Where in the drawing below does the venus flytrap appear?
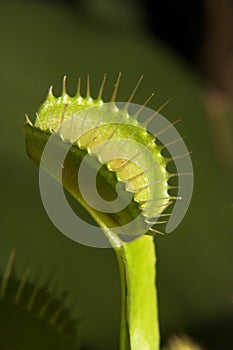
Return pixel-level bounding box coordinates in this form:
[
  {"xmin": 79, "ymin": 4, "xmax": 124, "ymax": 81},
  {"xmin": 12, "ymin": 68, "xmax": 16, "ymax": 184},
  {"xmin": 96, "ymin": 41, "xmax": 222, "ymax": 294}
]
[
  {"xmin": 24, "ymin": 74, "xmax": 195, "ymax": 350},
  {"xmin": 0, "ymin": 250, "xmax": 80, "ymax": 350}
]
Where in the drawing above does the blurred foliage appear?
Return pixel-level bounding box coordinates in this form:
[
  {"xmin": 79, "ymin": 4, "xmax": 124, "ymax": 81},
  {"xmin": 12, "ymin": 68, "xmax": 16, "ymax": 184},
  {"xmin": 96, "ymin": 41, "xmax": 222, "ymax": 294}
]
[
  {"xmin": 0, "ymin": 1, "xmax": 232, "ymax": 349},
  {"xmin": 0, "ymin": 251, "xmax": 79, "ymax": 349}
]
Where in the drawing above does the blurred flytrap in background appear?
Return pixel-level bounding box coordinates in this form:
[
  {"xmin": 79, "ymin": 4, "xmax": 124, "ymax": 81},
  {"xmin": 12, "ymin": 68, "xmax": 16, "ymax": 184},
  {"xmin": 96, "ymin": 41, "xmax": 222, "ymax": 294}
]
[
  {"xmin": 0, "ymin": 250, "xmax": 80, "ymax": 350},
  {"xmin": 0, "ymin": 0, "xmax": 232, "ymax": 349}
]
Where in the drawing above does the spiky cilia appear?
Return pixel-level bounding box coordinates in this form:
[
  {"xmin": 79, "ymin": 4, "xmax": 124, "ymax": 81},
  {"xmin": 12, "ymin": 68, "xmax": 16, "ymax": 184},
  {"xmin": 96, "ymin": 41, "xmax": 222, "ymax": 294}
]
[{"xmin": 0, "ymin": 250, "xmax": 79, "ymax": 350}]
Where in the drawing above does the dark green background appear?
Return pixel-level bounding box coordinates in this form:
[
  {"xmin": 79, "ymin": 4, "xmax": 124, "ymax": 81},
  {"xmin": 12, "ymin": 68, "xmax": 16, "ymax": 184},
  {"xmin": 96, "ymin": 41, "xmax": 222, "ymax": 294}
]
[{"xmin": 0, "ymin": 1, "xmax": 232, "ymax": 349}]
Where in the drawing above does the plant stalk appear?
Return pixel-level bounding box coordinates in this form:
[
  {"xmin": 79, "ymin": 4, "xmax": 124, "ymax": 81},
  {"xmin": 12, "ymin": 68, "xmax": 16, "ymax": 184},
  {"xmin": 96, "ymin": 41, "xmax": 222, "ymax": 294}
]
[{"xmin": 114, "ymin": 235, "xmax": 160, "ymax": 350}]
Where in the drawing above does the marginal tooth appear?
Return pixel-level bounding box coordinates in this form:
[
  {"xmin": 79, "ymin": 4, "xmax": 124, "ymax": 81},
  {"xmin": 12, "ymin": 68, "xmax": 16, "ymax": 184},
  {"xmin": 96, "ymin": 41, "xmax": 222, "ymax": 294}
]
[
  {"xmin": 139, "ymin": 196, "xmax": 179, "ymax": 206},
  {"xmin": 111, "ymin": 72, "xmax": 121, "ymax": 102},
  {"xmin": 168, "ymin": 185, "xmax": 181, "ymax": 190},
  {"xmin": 62, "ymin": 75, "xmax": 67, "ymax": 95},
  {"xmin": 35, "ymin": 112, "xmax": 42, "ymax": 129},
  {"xmin": 142, "ymin": 201, "xmax": 173, "ymax": 210},
  {"xmin": 76, "ymin": 77, "xmax": 81, "ymax": 97},
  {"xmin": 135, "ymin": 92, "xmax": 155, "ymax": 119},
  {"xmin": 148, "ymin": 227, "xmax": 165, "ymax": 236},
  {"xmin": 168, "ymin": 172, "xmax": 193, "ymax": 179},
  {"xmin": 86, "ymin": 74, "xmax": 90, "ymax": 98},
  {"xmin": 0, "ymin": 249, "xmax": 16, "ymax": 299},
  {"xmin": 146, "ymin": 220, "xmax": 167, "ymax": 225},
  {"xmin": 160, "ymin": 136, "xmax": 185, "ymax": 150},
  {"xmin": 166, "ymin": 152, "xmax": 192, "ymax": 164},
  {"xmin": 25, "ymin": 114, "xmax": 33, "ymax": 126},
  {"xmin": 27, "ymin": 284, "xmax": 39, "ymax": 310},
  {"xmin": 50, "ymin": 303, "xmax": 63, "ymax": 325},
  {"xmin": 38, "ymin": 295, "xmax": 53, "ymax": 318},
  {"xmin": 48, "ymin": 85, "xmax": 54, "ymax": 97},
  {"xmin": 143, "ymin": 98, "xmax": 171, "ymax": 127},
  {"xmin": 155, "ymin": 119, "xmax": 182, "ymax": 138},
  {"xmin": 14, "ymin": 268, "xmax": 30, "ymax": 304},
  {"xmin": 97, "ymin": 73, "xmax": 107, "ymax": 100},
  {"xmin": 125, "ymin": 75, "xmax": 144, "ymax": 107}
]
